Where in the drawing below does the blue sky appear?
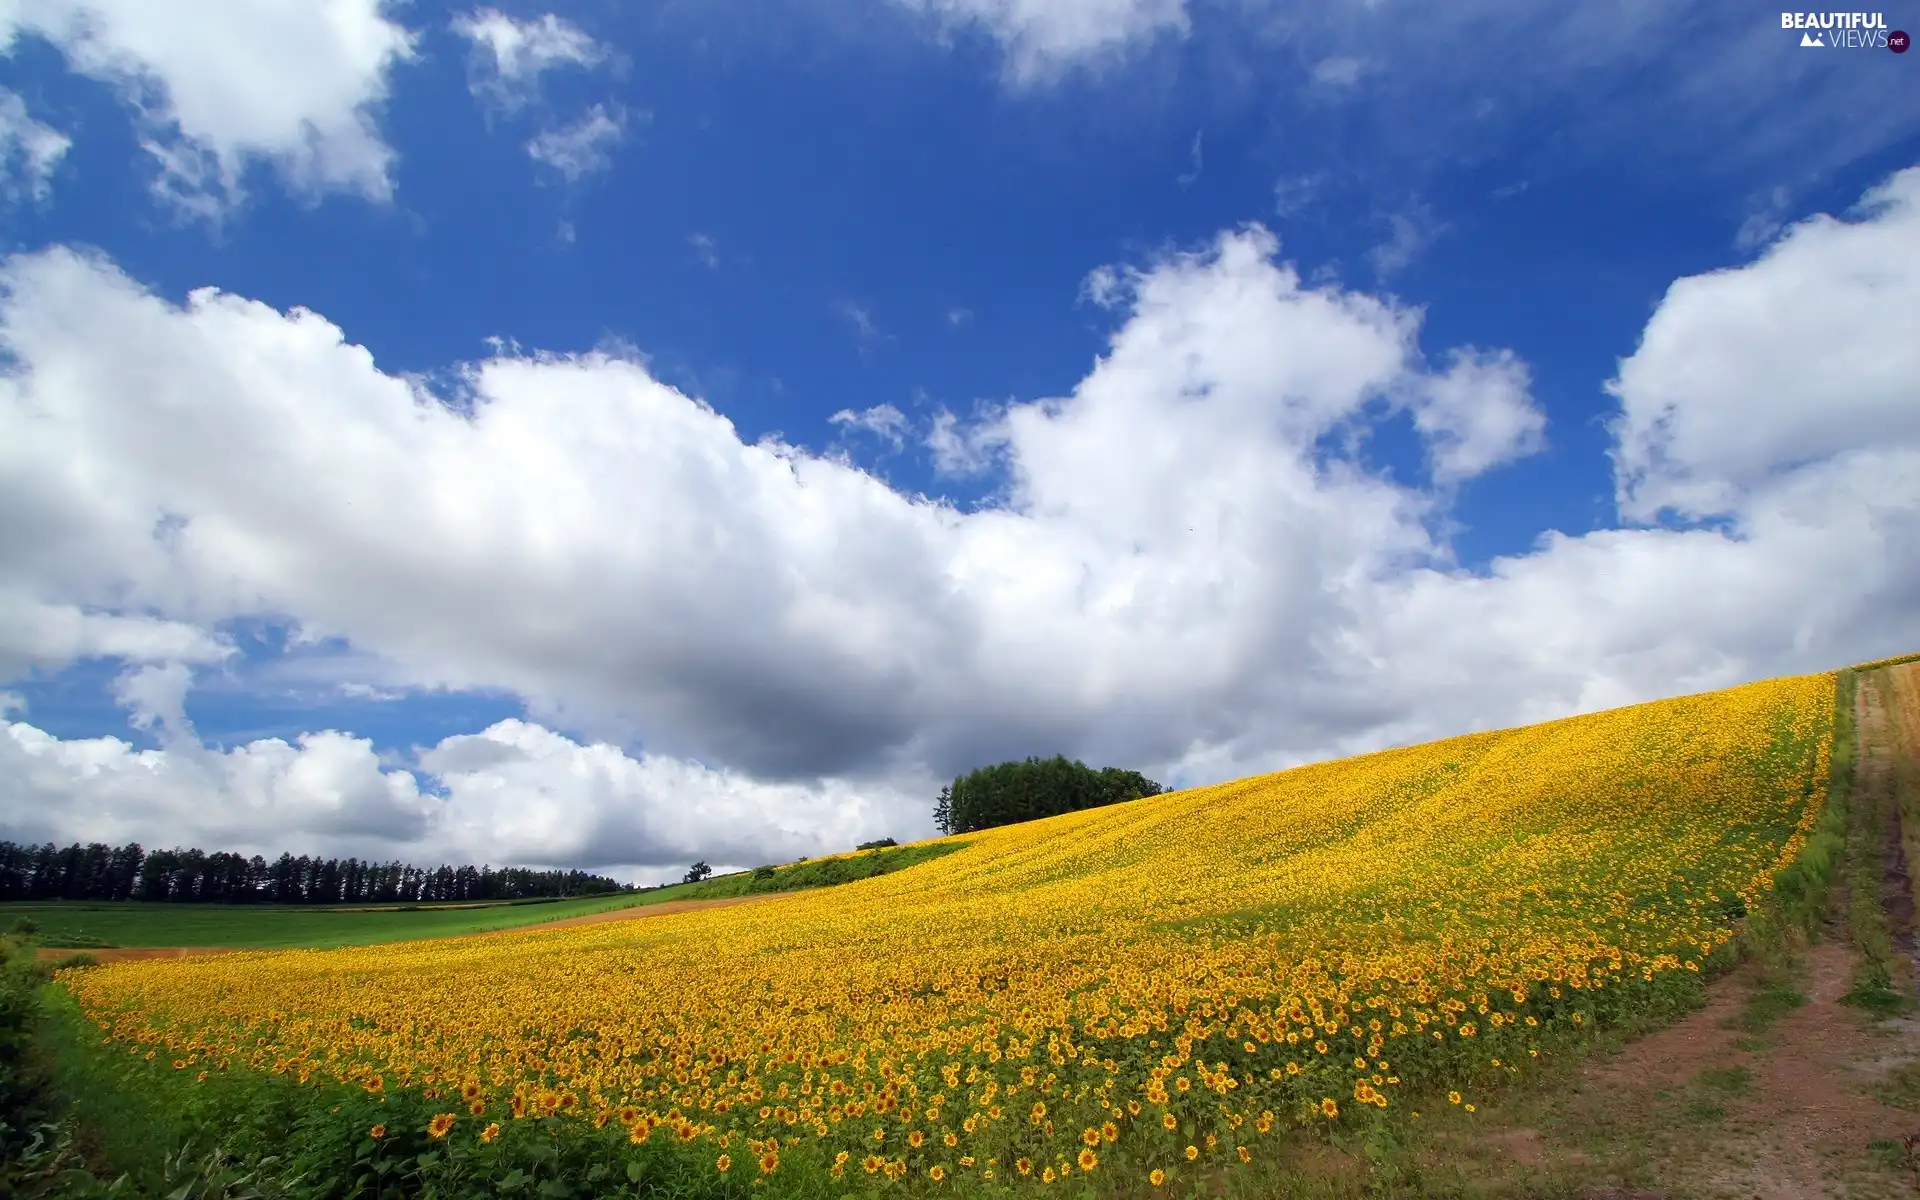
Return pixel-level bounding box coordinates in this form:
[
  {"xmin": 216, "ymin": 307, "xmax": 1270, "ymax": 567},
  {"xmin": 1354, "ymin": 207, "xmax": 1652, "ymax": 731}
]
[{"xmin": 1, "ymin": 0, "xmax": 1917, "ymax": 882}]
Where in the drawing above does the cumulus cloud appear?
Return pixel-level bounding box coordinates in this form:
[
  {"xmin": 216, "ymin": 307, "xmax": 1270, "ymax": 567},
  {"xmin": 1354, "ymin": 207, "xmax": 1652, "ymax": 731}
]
[
  {"xmin": 1, "ymin": 718, "xmax": 439, "ymax": 855},
  {"xmin": 1610, "ymin": 166, "xmax": 1920, "ymax": 523},
  {"xmin": 524, "ymin": 103, "xmax": 627, "ymax": 182},
  {"xmin": 0, "ymin": 0, "xmax": 415, "ymax": 214},
  {"xmin": 1406, "ymin": 348, "xmax": 1545, "ymax": 484},
  {"xmin": 887, "ymin": 0, "xmax": 1190, "ymax": 83},
  {"xmin": 0, "ymin": 599, "xmax": 231, "ymax": 681},
  {"xmin": 0, "ymin": 88, "xmax": 68, "ymax": 202},
  {"xmin": 1, "ymin": 167, "xmax": 1918, "ymax": 870},
  {"xmin": 0, "ymin": 712, "xmax": 893, "ymax": 875},
  {"xmin": 451, "ymin": 8, "xmax": 609, "ymax": 113}
]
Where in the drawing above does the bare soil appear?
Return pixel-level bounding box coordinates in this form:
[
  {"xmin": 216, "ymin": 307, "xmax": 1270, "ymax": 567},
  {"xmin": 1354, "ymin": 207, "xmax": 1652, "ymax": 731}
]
[{"xmin": 1399, "ymin": 663, "xmax": 1920, "ymax": 1199}]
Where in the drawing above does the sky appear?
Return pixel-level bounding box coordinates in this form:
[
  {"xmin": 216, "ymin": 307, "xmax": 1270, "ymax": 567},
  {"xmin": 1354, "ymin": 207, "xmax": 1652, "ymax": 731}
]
[{"xmin": 0, "ymin": 0, "xmax": 1916, "ymax": 886}]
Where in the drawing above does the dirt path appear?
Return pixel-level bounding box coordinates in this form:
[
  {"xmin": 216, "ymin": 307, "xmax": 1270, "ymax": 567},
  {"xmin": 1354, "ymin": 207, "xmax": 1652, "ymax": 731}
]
[
  {"xmin": 36, "ymin": 894, "xmax": 771, "ymax": 965},
  {"xmin": 1552, "ymin": 664, "xmax": 1920, "ymax": 1198},
  {"xmin": 1394, "ymin": 663, "xmax": 1920, "ymax": 1199},
  {"xmin": 1882, "ymin": 664, "xmax": 1920, "ymax": 1004}
]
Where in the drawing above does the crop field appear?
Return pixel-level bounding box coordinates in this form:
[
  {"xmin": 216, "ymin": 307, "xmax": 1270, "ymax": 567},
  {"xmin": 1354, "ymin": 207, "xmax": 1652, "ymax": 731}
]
[
  {"xmin": 0, "ymin": 894, "xmax": 650, "ymax": 950},
  {"xmin": 57, "ymin": 673, "xmax": 1834, "ymax": 1194},
  {"xmin": 5, "ymin": 842, "xmax": 962, "ymax": 953}
]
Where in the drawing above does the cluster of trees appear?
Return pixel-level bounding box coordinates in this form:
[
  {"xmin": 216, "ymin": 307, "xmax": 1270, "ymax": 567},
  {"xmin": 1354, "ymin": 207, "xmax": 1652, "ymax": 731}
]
[
  {"xmin": 934, "ymin": 755, "xmax": 1163, "ymax": 835},
  {"xmin": 0, "ymin": 840, "xmax": 629, "ymax": 904}
]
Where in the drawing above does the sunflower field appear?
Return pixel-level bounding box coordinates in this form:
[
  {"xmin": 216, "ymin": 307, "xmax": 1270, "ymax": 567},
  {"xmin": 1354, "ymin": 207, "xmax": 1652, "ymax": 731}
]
[{"xmin": 57, "ymin": 672, "xmax": 1835, "ymax": 1195}]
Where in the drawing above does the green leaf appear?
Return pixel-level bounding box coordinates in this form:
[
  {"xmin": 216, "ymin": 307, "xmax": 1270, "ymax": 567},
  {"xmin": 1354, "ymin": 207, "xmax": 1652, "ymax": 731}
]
[{"xmin": 626, "ymin": 1162, "xmax": 644, "ymax": 1184}]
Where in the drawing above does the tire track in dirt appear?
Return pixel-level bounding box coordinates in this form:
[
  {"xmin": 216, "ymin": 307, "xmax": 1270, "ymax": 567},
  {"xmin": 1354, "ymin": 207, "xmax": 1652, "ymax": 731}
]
[
  {"xmin": 1461, "ymin": 665, "xmax": 1920, "ymax": 1199},
  {"xmin": 1880, "ymin": 663, "xmax": 1920, "ymax": 1003}
]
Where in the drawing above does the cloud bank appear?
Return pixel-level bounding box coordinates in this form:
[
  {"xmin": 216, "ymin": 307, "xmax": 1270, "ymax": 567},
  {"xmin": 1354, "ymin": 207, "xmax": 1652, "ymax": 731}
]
[{"xmin": 2, "ymin": 167, "xmax": 1917, "ymax": 873}]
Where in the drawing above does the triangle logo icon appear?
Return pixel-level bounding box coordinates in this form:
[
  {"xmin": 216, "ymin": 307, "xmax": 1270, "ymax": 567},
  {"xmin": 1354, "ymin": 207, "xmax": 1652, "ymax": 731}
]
[{"xmin": 1800, "ymin": 30, "xmax": 1825, "ymax": 45}]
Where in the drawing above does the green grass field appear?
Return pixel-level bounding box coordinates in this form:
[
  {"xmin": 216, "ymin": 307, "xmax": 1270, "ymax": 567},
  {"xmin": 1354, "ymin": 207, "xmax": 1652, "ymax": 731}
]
[
  {"xmin": 0, "ymin": 891, "xmax": 657, "ymax": 949},
  {"xmin": 0, "ymin": 841, "xmax": 967, "ymax": 949}
]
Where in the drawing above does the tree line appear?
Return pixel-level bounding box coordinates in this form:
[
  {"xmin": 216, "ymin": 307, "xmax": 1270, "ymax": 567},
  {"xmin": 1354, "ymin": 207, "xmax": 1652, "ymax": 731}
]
[
  {"xmin": 0, "ymin": 840, "xmax": 629, "ymax": 904},
  {"xmin": 934, "ymin": 754, "xmax": 1163, "ymax": 835}
]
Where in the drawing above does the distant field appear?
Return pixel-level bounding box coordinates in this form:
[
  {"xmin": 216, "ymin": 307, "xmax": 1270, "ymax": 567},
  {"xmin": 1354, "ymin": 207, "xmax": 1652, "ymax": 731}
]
[
  {"xmin": 0, "ymin": 891, "xmax": 662, "ymax": 949},
  {"xmin": 3, "ymin": 842, "xmax": 966, "ymax": 949}
]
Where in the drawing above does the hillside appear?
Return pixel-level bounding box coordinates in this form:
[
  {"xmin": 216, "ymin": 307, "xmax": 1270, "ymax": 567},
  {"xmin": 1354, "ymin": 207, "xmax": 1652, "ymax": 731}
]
[{"xmin": 51, "ymin": 671, "xmax": 1842, "ymax": 1194}]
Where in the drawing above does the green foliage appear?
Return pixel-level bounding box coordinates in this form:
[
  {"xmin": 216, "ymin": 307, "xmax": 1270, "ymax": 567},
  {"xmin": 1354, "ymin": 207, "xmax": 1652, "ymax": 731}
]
[
  {"xmin": 34, "ymin": 989, "xmax": 768, "ymax": 1200},
  {"xmin": 662, "ymin": 842, "xmax": 969, "ymax": 902},
  {"xmin": 942, "ymin": 755, "xmax": 1163, "ymax": 835},
  {"xmin": 0, "ymin": 893, "xmax": 666, "ymax": 953},
  {"xmin": 1734, "ymin": 977, "xmax": 1807, "ymax": 1033},
  {"xmin": 681, "ymin": 862, "xmax": 712, "ymax": 885},
  {"xmin": 853, "ymin": 839, "xmax": 896, "ymax": 851}
]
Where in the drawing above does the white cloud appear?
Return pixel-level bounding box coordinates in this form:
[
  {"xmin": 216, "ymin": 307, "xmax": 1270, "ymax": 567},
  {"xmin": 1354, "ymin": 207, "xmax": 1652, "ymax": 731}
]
[
  {"xmin": 0, "ymin": 88, "xmax": 68, "ymax": 202},
  {"xmin": 1, "ymin": 694, "xmax": 899, "ymax": 872},
  {"xmin": 887, "ymin": 0, "xmax": 1190, "ymax": 83},
  {"xmin": 1176, "ymin": 128, "xmax": 1203, "ymax": 188},
  {"xmin": 830, "ymin": 404, "xmax": 911, "ymax": 449},
  {"xmin": 925, "ymin": 406, "xmax": 1004, "ymax": 477},
  {"xmin": 1, "ymin": 167, "xmax": 1918, "ymax": 869},
  {"xmin": 0, "ymin": 0, "xmax": 416, "ymax": 214},
  {"xmin": 112, "ymin": 660, "xmax": 193, "ymax": 735},
  {"xmin": 450, "ymin": 8, "xmax": 608, "ymax": 113},
  {"xmin": 688, "ymin": 232, "xmax": 720, "ymax": 269},
  {"xmin": 525, "ymin": 103, "xmax": 627, "ymax": 182},
  {"xmin": 1406, "ymin": 348, "xmax": 1545, "ymax": 484},
  {"xmin": 1, "ymin": 718, "xmax": 440, "ymax": 854},
  {"xmin": 1272, "ymin": 172, "xmax": 1326, "ymax": 220},
  {"xmin": 1310, "ymin": 56, "xmax": 1362, "ymax": 87},
  {"xmin": 0, "ymin": 599, "xmax": 231, "ymax": 680},
  {"xmin": 1734, "ymin": 184, "xmax": 1793, "ymax": 251},
  {"xmin": 1610, "ymin": 166, "xmax": 1920, "ymax": 523},
  {"xmin": 839, "ymin": 301, "xmax": 893, "ymax": 355},
  {"xmin": 1366, "ymin": 202, "xmax": 1445, "ymax": 279},
  {"xmin": 338, "ymin": 681, "xmax": 405, "ymax": 702}
]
